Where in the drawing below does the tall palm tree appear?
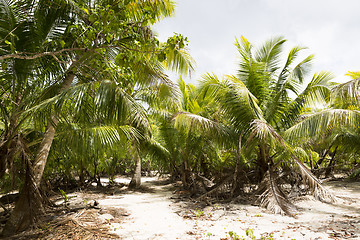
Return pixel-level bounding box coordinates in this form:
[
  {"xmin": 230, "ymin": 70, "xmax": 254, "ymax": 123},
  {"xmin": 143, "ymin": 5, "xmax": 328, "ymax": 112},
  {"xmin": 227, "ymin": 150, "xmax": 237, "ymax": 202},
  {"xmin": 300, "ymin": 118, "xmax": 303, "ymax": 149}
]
[
  {"xmin": 1, "ymin": 0, "xmax": 194, "ymax": 234},
  {"xmin": 0, "ymin": 0, "xmax": 83, "ymax": 234}
]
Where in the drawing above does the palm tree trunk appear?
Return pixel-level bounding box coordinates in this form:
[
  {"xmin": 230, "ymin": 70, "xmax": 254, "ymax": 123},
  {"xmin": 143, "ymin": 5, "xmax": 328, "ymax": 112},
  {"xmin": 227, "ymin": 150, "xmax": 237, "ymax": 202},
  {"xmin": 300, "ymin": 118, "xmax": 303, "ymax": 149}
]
[
  {"xmin": 182, "ymin": 155, "xmax": 191, "ymax": 189},
  {"xmin": 231, "ymin": 133, "xmax": 243, "ymax": 197},
  {"xmin": 325, "ymin": 146, "xmax": 338, "ymax": 178},
  {"xmin": 309, "ymin": 153, "xmax": 314, "ymax": 170},
  {"xmin": 2, "ymin": 161, "xmax": 44, "ymax": 236},
  {"xmin": 200, "ymin": 155, "xmax": 209, "ymax": 177},
  {"xmin": 315, "ymin": 148, "xmax": 331, "ymax": 169},
  {"xmin": 2, "ymin": 72, "xmax": 75, "ymax": 236},
  {"xmin": 32, "ymin": 71, "xmax": 75, "ymax": 186},
  {"xmin": 257, "ymin": 144, "xmax": 268, "ymax": 181},
  {"xmin": 0, "ymin": 110, "xmax": 21, "ymax": 178},
  {"xmin": 32, "ymin": 117, "xmax": 57, "ymax": 186},
  {"xmin": 129, "ymin": 151, "xmax": 141, "ymax": 188},
  {"xmin": 79, "ymin": 158, "xmax": 84, "ymax": 185}
]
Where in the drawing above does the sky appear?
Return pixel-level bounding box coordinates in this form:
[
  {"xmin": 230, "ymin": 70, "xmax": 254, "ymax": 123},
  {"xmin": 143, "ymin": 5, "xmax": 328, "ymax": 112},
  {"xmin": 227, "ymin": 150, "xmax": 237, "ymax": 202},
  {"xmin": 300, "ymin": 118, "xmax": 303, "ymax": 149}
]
[{"xmin": 154, "ymin": 0, "xmax": 360, "ymax": 84}]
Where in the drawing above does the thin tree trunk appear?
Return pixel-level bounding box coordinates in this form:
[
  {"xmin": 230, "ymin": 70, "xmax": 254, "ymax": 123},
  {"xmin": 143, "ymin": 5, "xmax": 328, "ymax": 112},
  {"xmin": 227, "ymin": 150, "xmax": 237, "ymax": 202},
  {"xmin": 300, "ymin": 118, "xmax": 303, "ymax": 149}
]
[
  {"xmin": 32, "ymin": 117, "xmax": 57, "ymax": 186},
  {"xmin": 182, "ymin": 155, "xmax": 191, "ymax": 189},
  {"xmin": 32, "ymin": 71, "xmax": 75, "ymax": 186},
  {"xmin": 93, "ymin": 157, "xmax": 102, "ymax": 187},
  {"xmin": 79, "ymin": 158, "xmax": 84, "ymax": 185},
  {"xmin": 129, "ymin": 151, "xmax": 141, "ymax": 188},
  {"xmin": 325, "ymin": 146, "xmax": 338, "ymax": 178},
  {"xmin": 169, "ymin": 160, "xmax": 180, "ymax": 181},
  {"xmin": 231, "ymin": 133, "xmax": 243, "ymax": 197},
  {"xmin": 315, "ymin": 147, "xmax": 331, "ymax": 169},
  {"xmin": 0, "ymin": 112, "xmax": 20, "ymax": 178},
  {"xmin": 256, "ymin": 143, "xmax": 268, "ymax": 181},
  {"xmin": 200, "ymin": 155, "xmax": 209, "ymax": 177}
]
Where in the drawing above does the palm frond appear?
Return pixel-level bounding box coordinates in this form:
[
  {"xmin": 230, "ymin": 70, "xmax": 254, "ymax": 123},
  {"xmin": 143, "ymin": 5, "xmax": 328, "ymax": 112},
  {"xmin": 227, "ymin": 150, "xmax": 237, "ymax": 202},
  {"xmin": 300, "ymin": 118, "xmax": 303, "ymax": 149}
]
[
  {"xmin": 256, "ymin": 170, "xmax": 298, "ymax": 216},
  {"xmin": 141, "ymin": 138, "xmax": 170, "ymax": 162},
  {"xmin": 163, "ymin": 47, "xmax": 196, "ymax": 76},
  {"xmin": 283, "ymin": 71, "xmax": 333, "ymax": 128},
  {"xmin": 293, "ymin": 157, "xmax": 335, "ymax": 202},
  {"xmin": 0, "ymin": 0, "xmax": 17, "ymax": 44},
  {"xmin": 283, "ymin": 46, "xmax": 307, "ymax": 72},
  {"xmin": 263, "ymin": 47, "xmax": 311, "ymax": 125},
  {"xmin": 172, "ymin": 111, "xmax": 231, "ymax": 145},
  {"xmin": 303, "ymin": 71, "xmax": 333, "ymax": 105},
  {"xmin": 293, "ymin": 146, "xmax": 310, "ymax": 163},
  {"xmin": 331, "ymin": 78, "xmax": 360, "ymax": 108},
  {"xmin": 345, "ymin": 71, "xmax": 360, "ymax": 79},
  {"xmin": 247, "ymin": 119, "xmax": 285, "ymax": 147},
  {"xmin": 285, "ymin": 109, "xmax": 360, "ymax": 142},
  {"xmin": 125, "ymin": 0, "xmax": 176, "ymax": 23},
  {"xmin": 95, "ymin": 80, "xmax": 150, "ymax": 131},
  {"xmin": 134, "ymin": 80, "xmax": 179, "ymax": 110},
  {"xmin": 235, "ymin": 36, "xmax": 271, "ymax": 105},
  {"xmin": 254, "ymin": 36, "xmax": 286, "ymax": 73},
  {"xmin": 57, "ymin": 124, "xmax": 143, "ymax": 151},
  {"xmin": 288, "ymin": 54, "xmax": 314, "ymax": 86},
  {"xmin": 198, "ymin": 73, "xmax": 263, "ymax": 130}
]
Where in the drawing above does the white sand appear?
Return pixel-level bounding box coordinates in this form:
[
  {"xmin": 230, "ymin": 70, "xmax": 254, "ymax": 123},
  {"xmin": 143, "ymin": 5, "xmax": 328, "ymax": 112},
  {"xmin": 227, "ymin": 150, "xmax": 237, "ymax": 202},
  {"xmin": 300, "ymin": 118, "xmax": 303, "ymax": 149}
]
[{"xmin": 71, "ymin": 177, "xmax": 360, "ymax": 240}]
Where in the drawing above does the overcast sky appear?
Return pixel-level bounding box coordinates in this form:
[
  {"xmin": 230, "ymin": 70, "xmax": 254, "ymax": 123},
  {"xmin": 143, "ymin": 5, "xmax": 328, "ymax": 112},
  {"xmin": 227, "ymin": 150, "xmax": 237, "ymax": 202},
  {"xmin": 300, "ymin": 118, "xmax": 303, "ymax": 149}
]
[{"xmin": 154, "ymin": 0, "xmax": 360, "ymax": 84}]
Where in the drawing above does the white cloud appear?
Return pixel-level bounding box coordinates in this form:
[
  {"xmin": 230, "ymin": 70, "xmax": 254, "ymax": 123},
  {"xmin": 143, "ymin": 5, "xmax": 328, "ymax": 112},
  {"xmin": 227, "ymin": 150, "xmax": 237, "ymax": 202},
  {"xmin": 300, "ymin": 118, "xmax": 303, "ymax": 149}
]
[{"xmin": 154, "ymin": 0, "xmax": 360, "ymax": 84}]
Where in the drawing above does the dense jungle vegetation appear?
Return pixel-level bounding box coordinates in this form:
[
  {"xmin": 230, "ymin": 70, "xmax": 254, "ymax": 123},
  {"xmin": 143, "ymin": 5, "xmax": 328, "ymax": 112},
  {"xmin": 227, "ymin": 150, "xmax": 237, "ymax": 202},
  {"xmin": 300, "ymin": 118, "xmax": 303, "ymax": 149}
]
[{"xmin": 0, "ymin": 0, "xmax": 360, "ymax": 236}]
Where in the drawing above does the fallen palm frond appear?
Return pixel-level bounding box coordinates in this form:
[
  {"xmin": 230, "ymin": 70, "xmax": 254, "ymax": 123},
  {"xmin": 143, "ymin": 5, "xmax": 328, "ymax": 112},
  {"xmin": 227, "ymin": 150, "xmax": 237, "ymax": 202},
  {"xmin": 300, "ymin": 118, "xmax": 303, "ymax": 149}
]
[
  {"xmin": 196, "ymin": 174, "xmax": 234, "ymax": 200},
  {"xmin": 46, "ymin": 207, "xmax": 120, "ymax": 239},
  {"xmin": 6, "ymin": 206, "xmax": 121, "ymax": 240},
  {"xmin": 256, "ymin": 169, "xmax": 298, "ymax": 217},
  {"xmin": 293, "ymin": 157, "xmax": 336, "ymax": 202}
]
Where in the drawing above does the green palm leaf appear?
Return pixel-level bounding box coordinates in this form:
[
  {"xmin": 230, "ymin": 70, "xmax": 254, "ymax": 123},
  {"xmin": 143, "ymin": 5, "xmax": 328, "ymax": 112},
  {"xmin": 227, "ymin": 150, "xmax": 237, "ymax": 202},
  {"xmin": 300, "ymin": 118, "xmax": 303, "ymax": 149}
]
[
  {"xmin": 285, "ymin": 109, "xmax": 360, "ymax": 141},
  {"xmin": 331, "ymin": 77, "xmax": 360, "ymax": 108},
  {"xmin": 199, "ymin": 73, "xmax": 263, "ymax": 130},
  {"xmin": 283, "ymin": 71, "xmax": 333, "ymax": 128},
  {"xmin": 246, "ymin": 119, "xmax": 286, "ymax": 147}
]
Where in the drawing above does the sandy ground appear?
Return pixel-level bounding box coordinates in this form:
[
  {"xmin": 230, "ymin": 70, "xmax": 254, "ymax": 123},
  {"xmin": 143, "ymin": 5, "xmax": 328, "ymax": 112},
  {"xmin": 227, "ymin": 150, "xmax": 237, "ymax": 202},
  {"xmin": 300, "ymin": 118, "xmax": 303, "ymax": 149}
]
[{"xmin": 57, "ymin": 177, "xmax": 360, "ymax": 240}]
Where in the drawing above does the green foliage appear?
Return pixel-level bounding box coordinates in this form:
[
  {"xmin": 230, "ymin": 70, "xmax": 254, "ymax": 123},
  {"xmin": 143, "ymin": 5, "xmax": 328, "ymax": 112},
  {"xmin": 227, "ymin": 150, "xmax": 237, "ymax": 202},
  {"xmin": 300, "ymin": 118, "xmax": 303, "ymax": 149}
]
[
  {"xmin": 260, "ymin": 233, "xmax": 275, "ymax": 240},
  {"xmin": 1, "ymin": 2, "xmax": 360, "ymax": 228},
  {"xmin": 345, "ymin": 71, "xmax": 360, "ymax": 79},
  {"xmin": 58, "ymin": 188, "xmax": 68, "ymax": 206},
  {"xmin": 245, "ymin": 228, "xmax": 255, "ymax": 240},
  {"xmin": 194, "ymin": 209, "xmax": 205, "ymax": 218},
  {"xmin": 0, "ymin": 1, "xmax": 197, "ymax": 205},
  {"xmin": 350, "ymin": 168, "xmax": 360, "ymax": 179},
  {"xmin": 226, "ymin": 228, "xmax": 276, "ymax": 240},
  {"xmin": 228, "ymin": 231, "xmax": 240, "ymax": 240}
]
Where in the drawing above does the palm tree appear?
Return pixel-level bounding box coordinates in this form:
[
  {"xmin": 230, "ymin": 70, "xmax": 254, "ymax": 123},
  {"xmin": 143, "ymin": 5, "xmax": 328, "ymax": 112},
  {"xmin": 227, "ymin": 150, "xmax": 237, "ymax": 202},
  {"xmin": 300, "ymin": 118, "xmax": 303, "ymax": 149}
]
[
  {"xmin": 1, "ymin": 0, "xmax": 193, "ymax": 234},
  {"xmin": 286, "ymin": 75, "xmax": 360, "ymax": 179},
  {"xmin": 149, "ymin": 77, "xmax": 230, "ymax": 191},
  {"xmin": 198, "ymin": 36, "xmax": 334, "ymax": 215},
  {"xmin": 0, "ymin": 0, "xmax": 81, "ymax": 234}
]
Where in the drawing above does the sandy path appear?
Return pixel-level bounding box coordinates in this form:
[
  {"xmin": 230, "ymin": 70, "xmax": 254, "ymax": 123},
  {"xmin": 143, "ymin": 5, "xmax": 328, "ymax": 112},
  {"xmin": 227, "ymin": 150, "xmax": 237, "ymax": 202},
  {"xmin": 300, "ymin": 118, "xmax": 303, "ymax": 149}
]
[
  {"xmin": 93, "ymin": 178, "xmax": 360, "ymax": 240},
  {"xmin": 97, "ymin": 178, "xmax": 193, "ymax": 239}
]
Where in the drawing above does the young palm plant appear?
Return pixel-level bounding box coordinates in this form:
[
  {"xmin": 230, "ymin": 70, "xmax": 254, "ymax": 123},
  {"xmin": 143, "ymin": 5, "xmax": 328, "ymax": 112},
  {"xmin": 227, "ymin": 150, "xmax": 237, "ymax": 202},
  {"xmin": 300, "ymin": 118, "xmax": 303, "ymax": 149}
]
[
  {"xmin": 150, "ymin": 77, "xmax": 229, "ymax": 191},
  {"xmin": 286, "ymin": 75, "xmax": 360, "ymax": 179},
  {"xmin": 198, "ymin": 36, "xmax": 335, "ymax": 215}
]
